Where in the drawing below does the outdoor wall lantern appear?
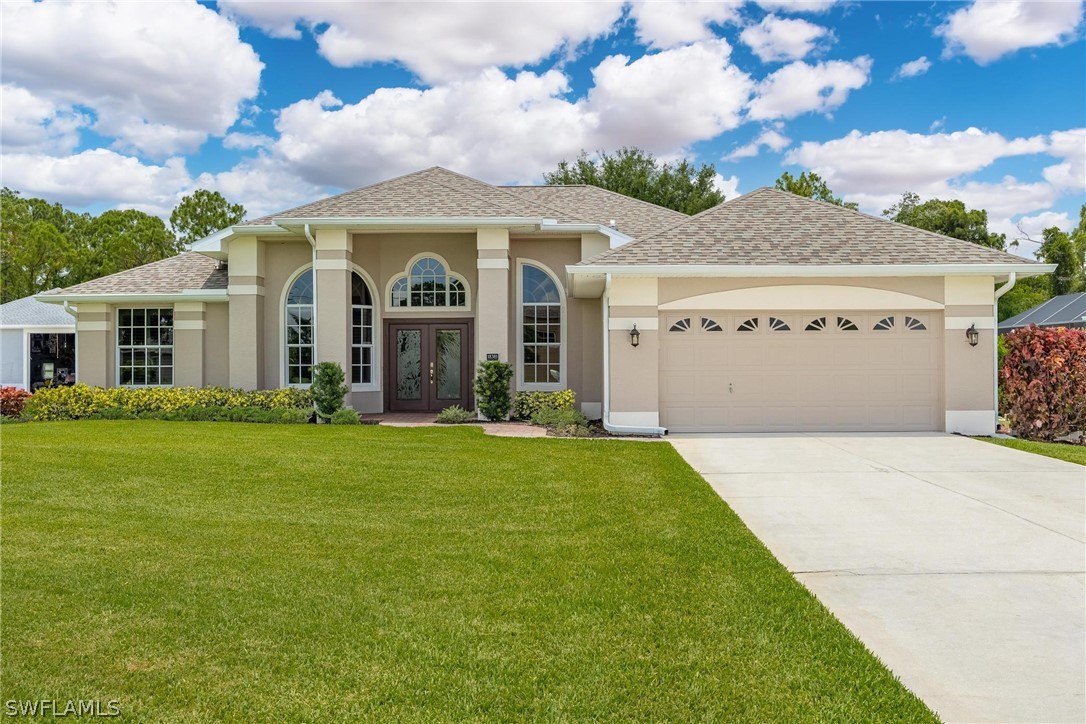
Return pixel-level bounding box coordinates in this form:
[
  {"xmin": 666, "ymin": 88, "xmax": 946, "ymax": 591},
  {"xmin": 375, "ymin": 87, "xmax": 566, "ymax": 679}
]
[
  {"xmin": 629, "ymin": 324, "xmax": 640, "ymax": 348},
  {"xmin": 966, "ymin": 324, "xmax": 979, "ymax": 347}
]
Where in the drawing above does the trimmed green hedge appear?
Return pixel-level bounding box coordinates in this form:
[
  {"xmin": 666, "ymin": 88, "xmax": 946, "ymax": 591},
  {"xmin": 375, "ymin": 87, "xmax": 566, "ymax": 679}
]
[
  {"xmin": 24, "ymin": 384, "xmax": 312, "ymax": 422},
  {"xmin": 511, "ymin": 389, "xmax": 576, "ymax": 420}
]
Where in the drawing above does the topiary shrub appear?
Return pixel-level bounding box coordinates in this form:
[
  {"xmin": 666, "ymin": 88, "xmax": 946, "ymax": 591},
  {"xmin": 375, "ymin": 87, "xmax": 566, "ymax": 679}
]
[
  {"xmin": 280, "ymin": 408, "xmax": 312, "ymax": 424},
  {"xmin": 1001, "ymin": 325, "xmax": 1086, "ymax": 442},
  {"xmin": 511, "ymin": 389, "xmax": 576, "ymax": 420},
  {"xmin": 330, "ymin": 408, "xmax": 360, "ymax": 425},
  {"xmin": 1, "ymin": 387, "xmax": 32, "ymax": 418},
  {"xmin": 436, "ymin": 405, "xmax": 475, "ymax": 424},
  {"xmin": 310, "ymin": 362, "xmax": 348, "ymax": 421},
  {"xmin": 473, "ymin": 360, "xmax": 513, "ymax": 421}
]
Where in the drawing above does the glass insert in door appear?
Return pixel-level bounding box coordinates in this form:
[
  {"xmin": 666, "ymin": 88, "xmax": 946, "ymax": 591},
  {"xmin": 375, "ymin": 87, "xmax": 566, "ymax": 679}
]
[
  {"xmin": 396, "ymin": 330, "xmax": 422, "ymax": 400},
  {"xmin": 435, "ymin": 329, "xmax": 462, "ymax": 400}
]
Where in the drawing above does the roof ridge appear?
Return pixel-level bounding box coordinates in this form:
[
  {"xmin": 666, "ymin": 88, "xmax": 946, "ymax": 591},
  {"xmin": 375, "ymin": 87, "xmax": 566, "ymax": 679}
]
[
  {"xmin": 421, "ymin": 168, "xmax": 589, "ymax": 221},
  {"xmin": 500, "ymin": 183, "xmax": 690, "ymax": 219},
  {"xmin": 583, "ymin": 191, "xmax": 754, "ymax": 264}
]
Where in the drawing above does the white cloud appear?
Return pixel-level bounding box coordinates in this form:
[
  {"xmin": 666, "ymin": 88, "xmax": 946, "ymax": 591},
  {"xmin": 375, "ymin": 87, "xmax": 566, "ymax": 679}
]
[
  {"xmin": 1000, "ymin": 210, "xmax": 1073, "ymax": 258},
  {"xmin": 755, "ymin": 0, "xmax": 837, "ymax": 13},
  {"xmin": 747, "ymin": 56, "xmax": 872, "ymax": 120},
  {"xmin": 724, "ymin": 128, "xmax": 791, "ymax": 160},
  {"xmin": 937, "ymin": 0, "xmax": 1084, "ymax": 64},
  {"xmin": 740, "ymin": 15, "xmax": 833, "ymax": 62},
  {"xmin": 223, "ymin": 132, "xmax": 275, "ymax": 151},
  {"xmin": 192, "ymin": 158, "xmax": 325, "ymax": 220},
  {"xmin": 0, "ymin": 149, "xmax": 191, "ymax": 210},
  {"xmin": 714, "ymin": 173, "xmax": 742, "ymax": 200},
  {"xmin": 270, "ymin": 41, "xmax": 753, "ymax": 189},
  {"xmin": 0, "ymin": 84, "xmax": 87, "ymax": 154},
  {"xmin": 628, "ymin": 0, "xmax": 743, "ymax": 49},
  {"xmin": 218, "ymin": 1, "xmax": 623, "ymax": 83},
  {"xmin": 1043, "ymin": 128, "xmax": 1086, "ymax": 190},
  {"xmin": 784, "ymin": 127, "xmax": 1082, "ymax": 259},
  {"xmin": 587, "ymin": 40, "xmax": 753, "ymax": 150},
  {"xmin": 271, "ymin": 72, "xmax": 594, "ymax": 189},
  {"xmin": 893, "ymin": 56, "xmax": 932, "ymax": 80},
  {"xmin": 0, "ymin": 0, "xmax": 263, "ymax": 157}
]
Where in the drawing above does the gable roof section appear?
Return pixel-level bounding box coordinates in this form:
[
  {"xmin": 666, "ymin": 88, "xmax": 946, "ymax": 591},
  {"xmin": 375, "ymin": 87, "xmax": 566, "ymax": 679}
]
[
  {"xmin": 581, "ymin": 187, "xmax": 1045, "ymax": 268},
  {"xmin": 0, "ymin": 294, "xmax": 75, "ymax": 327},
  {"xmin": 500, "ymin": 185, "xmax": 689, "ymax": 240},
  {"xmin": 999, "ymin": 293, "xmax": 1086, "ymax": 331},
  {"xmin": 243, "ymin": 167, "xmax": 588, "ymax": 224},
  {"xmin": 39, "ymin": 252, "xmax": 227, "ymax": 298}
]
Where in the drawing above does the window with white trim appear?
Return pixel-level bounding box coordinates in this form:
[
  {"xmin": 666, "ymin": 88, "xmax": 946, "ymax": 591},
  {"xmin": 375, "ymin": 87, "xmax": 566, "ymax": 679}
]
[
  {"xmin": 285, "ymin": 270, "xmax": 314, "ymax": 385},
  {"xmin": 390, "ymin": 256, "xmax": 467, "ymax": 308},
  {"xmin": 118, "ymin": 308, "xmax": 173, "ymax": 386},
  {"xmin": 521, "ymin": 263, "xmax": 562, "ymax": 386},
  {"xmin": 351, "ymin": 272, "xmax": 375, "ymax": 385}
]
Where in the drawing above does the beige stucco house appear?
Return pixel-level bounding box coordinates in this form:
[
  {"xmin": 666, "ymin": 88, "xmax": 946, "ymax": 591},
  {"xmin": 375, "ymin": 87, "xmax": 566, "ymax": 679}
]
[{"xmin": 39, "ymin": 167, "xmax": 1052, "ymax": 435}]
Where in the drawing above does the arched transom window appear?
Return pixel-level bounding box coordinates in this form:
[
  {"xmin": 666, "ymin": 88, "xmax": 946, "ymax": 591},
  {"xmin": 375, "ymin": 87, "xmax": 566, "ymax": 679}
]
[
  {"xmin": 520, "ymin": 263, "xmax": 563, "ymax": 388},
  {"xmin": 390, "ymin": 256, "xmax": 467, "ymax": 308},
  {"xmin": 285, "ymin": 270, "xmax": 314, "ymax": 385}
]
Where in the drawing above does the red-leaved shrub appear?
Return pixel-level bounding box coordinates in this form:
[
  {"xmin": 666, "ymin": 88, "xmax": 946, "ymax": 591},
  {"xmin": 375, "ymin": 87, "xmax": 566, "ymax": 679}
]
[
  {"xmin": 0, "ymin": 386, "xmax": 32, "ymax": 418},
  {"xmin": 1001, "ymin": 325, "xmax": 1086, "ymax": 443}
]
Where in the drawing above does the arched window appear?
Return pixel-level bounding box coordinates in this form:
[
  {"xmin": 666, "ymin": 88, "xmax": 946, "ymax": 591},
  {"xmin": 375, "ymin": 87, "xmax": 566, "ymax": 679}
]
[
  {"xmin": 351, "ymin": 272, "xmax": 375, "ymax": 385},
  {"xmin": 520, "ymin": 263, "xmax": 563, "ymax": 388},
  {"xmin": 285, "ymin": 270, "xmax": 314, "ymax": 385},
  {"xmin": 390, "ymin": 256, "xmax": 467, "ymax": 308}
]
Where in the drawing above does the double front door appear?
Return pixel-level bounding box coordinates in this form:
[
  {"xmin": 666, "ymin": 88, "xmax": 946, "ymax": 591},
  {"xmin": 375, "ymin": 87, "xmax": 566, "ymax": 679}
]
[{"xmin": 387, "ymin": 321, "xmax": 472, "ymax": 412}]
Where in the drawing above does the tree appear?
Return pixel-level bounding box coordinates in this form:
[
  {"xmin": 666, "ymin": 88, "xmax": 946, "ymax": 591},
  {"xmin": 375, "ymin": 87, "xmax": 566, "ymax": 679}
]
[
  {"xmin": 0, "ymin": 188, "xmax": 86, "ymax": 302},
  {"xmin": 81, "ymin": 209, "xmax": 182, "ymax": 280},
  {"xmin": 1036, "ymin": 226, "xmax": 1078, "ymax": 296},
  {"xmin": 883, "ymin": 191, "xmax": 1007, "ymax": 250},
  {"xmin": 543, "ymin": 148, "xmax": 724, "ymax": 214},
  {"xmin": 773, "ymin": 171, "xmax": 858, "ymax": 210},
  {"xmin": 170, "ymin": 189, "xmax": 246, "ymax": 245}
]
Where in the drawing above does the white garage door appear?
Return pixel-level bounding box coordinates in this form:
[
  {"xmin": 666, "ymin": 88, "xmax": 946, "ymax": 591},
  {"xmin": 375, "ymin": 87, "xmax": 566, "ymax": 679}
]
[{"xmin": 660, "ymin": 311, "xmax": 943, "ymax": 432}]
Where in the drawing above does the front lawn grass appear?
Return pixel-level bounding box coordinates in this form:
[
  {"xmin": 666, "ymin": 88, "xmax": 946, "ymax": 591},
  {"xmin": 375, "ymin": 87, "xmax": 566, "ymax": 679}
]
[
  {"xmin": 1, "ymin": 422, "xmax": 933, "ymax": 721},
  {"xmin": 978, "ymin": 436, "xmax": 1086, "ymax": 466}
]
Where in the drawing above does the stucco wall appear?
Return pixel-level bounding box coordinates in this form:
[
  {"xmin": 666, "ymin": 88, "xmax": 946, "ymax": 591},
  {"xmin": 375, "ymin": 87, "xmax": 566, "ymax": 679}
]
[{"xmin": 204, "ymin": 302, "xmax": 230, "ymax": 387}]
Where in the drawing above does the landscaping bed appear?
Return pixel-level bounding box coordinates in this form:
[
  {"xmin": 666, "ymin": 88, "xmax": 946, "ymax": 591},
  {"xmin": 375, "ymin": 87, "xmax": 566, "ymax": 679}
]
[{"xmin": 1, "ymin": 422, "xmax": 932, "ymax": 721}]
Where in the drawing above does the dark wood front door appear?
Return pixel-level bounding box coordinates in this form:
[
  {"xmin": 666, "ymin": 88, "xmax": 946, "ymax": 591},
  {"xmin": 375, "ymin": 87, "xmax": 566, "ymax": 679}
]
[{"xmin": 386, "ymin": 321, "xmax": 473, "ymax": 412}]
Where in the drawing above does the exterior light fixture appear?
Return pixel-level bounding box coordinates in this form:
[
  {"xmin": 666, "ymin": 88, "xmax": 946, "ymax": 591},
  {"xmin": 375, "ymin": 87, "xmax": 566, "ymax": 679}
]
[
  {"xmin": 629, "ymin": 324, "xmax": 640, "ymax": 348},
  {"xmin": 966, "ymin": 324, "xmax": 979, "ymax": 347}
]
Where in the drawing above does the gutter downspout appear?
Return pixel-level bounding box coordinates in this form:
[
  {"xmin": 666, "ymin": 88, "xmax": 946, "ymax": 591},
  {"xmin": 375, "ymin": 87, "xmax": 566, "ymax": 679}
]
[
  {"xmin": 992, "ymin": 272, "xmax": 1016, "ymax": 431},
  {"xmin": 303, "ymin": 223, "xmax": 318, "ymax": 358},
  {"xmin": 601, "ymin": 273, "xmax": 668, "ymax": 437}
]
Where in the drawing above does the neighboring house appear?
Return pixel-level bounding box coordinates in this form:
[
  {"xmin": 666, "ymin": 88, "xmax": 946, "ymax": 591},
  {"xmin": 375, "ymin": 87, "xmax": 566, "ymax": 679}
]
[
  {"xmin": 38, "ymin": 167, "xmax": 1052, "ymax": 435},
  {"xmin": 0, "ymin": 293, "xmax": 77, "ymax": 390},
  {"xmin": 998, "ymin": 293, "xmax": 1086, "ymax": 333}
]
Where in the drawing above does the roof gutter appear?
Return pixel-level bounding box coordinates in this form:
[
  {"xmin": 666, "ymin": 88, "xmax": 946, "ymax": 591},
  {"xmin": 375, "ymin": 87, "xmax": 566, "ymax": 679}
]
[{"xmin": 567, "ymin": 263, "xmax": 1057, "ymax": 278}]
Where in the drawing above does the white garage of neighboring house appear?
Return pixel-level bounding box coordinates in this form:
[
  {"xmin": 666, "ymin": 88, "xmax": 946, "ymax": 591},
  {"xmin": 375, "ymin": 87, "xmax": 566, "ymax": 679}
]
[{"xmin": 0, "ymin": 293, "xmax": 77, "ymax": 391}]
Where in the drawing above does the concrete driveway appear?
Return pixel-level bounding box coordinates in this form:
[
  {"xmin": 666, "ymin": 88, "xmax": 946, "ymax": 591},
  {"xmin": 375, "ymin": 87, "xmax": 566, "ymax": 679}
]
[{"xmin": 669, "ymin": 432, "xmax": 1085, "ymax": 723}]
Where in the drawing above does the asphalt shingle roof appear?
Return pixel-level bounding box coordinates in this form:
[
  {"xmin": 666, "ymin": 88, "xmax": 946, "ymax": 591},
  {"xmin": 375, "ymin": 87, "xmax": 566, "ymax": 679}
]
[
  {"xmin": 0, "ymin": 294, "xmax": 75, "ymax": 326},
  {"xmin": 41, "ymin": 253, "xmax": 227, "ymax": 296},
  {"xmin": 243, "ymin": 167, "xmax": 589, "ymax": 224},
  {"xmin": 582, "ymin": 187, "xmax": 1042, "ymax": 267},
  {"xmin": 999, "ymin": 293, "xmax": 1086, "ymax": 330},
  {"xmin": 500, "ymin": 184, "xmax": 688, "ymax": 241}
]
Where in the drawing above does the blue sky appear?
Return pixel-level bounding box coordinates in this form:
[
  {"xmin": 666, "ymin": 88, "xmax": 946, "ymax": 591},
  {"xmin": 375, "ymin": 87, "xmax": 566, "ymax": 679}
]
[{"xmin": 1, "ymin": 0, "xmax": 1083, "ymax": 259}]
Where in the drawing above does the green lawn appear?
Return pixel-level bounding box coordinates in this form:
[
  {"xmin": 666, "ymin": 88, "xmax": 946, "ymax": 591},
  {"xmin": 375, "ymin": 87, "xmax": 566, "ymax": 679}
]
[
  {"xmin": 978, "ymin": 436, "xmax": 1086, "ymax": 466},
  {"xmin": 1, "ymin": 422, "xmax": 933, "ymax": 722}
]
